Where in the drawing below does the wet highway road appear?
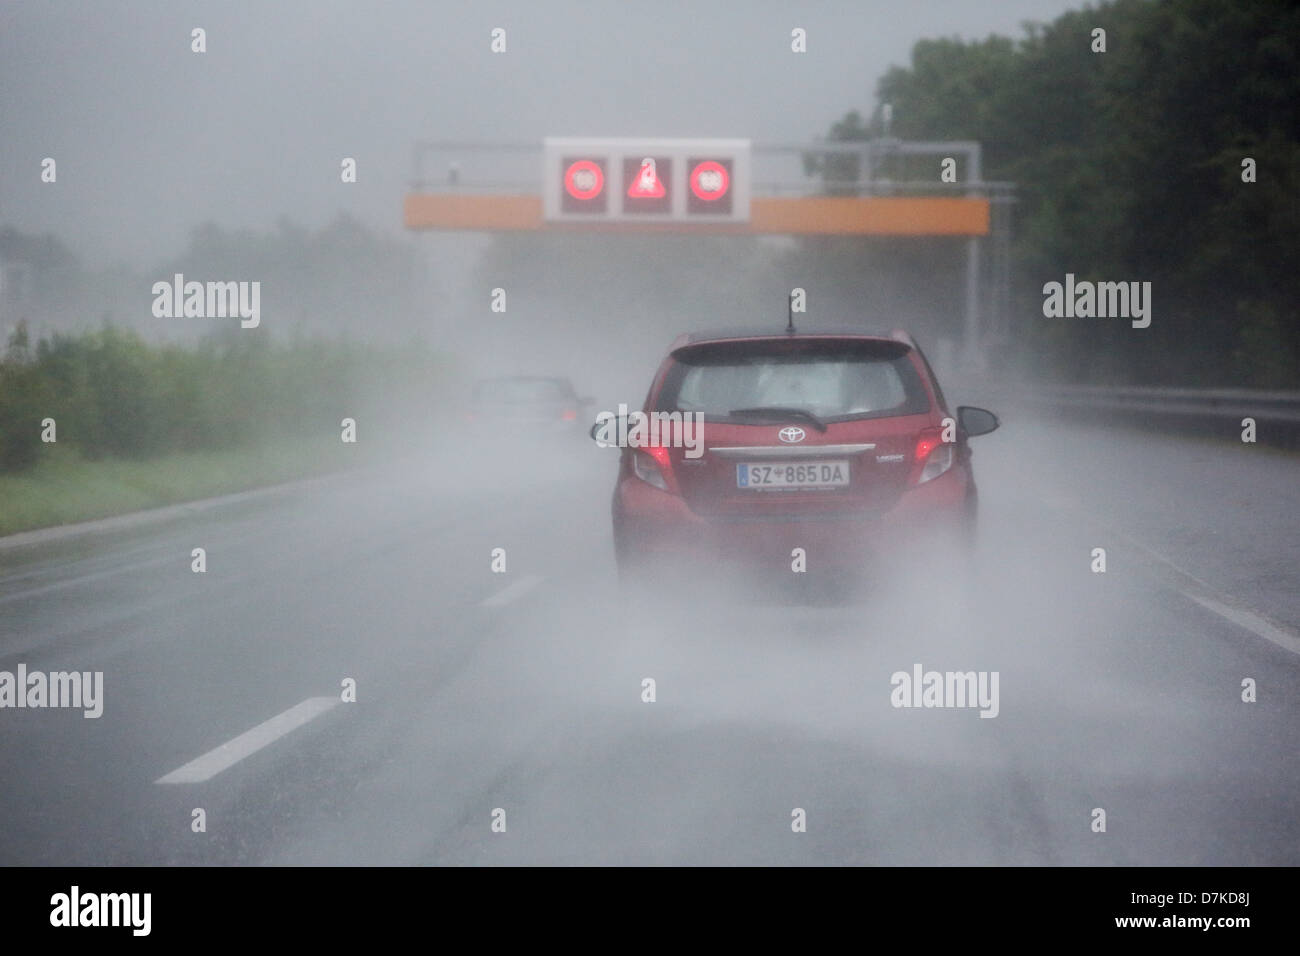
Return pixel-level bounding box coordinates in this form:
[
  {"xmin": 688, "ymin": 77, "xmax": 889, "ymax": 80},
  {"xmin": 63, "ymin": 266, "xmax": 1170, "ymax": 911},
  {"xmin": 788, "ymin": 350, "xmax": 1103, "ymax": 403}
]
[{"xmin": 2, "ymin": 411, "xmax": 1297, "ymax": 865}]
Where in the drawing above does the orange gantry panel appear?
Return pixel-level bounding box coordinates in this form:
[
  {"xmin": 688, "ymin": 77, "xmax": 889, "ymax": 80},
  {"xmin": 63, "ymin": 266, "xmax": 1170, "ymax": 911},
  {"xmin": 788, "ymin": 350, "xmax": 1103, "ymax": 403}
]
[
  {"xmin": 403, "ymin": 194, "xmax": 989, "ymax": 236},
  {"xmin": 750, "ymin": 197, "xmax": 989, "ymax": 236},
  {"xmin": 404, "ymin": 194, "xmax": 544, "ymax": 231}
]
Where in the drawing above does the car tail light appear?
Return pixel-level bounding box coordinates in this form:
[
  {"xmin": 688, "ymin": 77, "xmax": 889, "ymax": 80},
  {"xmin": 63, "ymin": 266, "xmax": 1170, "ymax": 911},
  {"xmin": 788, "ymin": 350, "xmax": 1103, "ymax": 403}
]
[
  {"xmin": 561, "ymin": 408, "xmax": 577, "ymax": 421},
  {"xmin": 914, "ymin": 427, "xmax": 954, "ymax": 484},
  {"xmin": 633, "ymin": 446, "xmax": 671, "ymax": 492}
]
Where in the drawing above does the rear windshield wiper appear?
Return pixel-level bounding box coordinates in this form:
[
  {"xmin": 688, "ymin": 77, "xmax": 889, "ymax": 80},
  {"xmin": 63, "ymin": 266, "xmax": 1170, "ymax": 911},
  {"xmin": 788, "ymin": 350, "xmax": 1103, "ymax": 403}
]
[{"xmin": 727, "ymin": 406, "xmax": 828, "ymax": 432}]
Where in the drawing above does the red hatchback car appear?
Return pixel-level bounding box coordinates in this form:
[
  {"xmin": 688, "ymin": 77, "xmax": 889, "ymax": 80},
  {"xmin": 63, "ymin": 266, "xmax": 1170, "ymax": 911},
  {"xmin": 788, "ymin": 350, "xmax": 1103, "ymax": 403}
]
[{"xmin": 595, "ymin": 327, "xmax": 999, "ymax": 583}]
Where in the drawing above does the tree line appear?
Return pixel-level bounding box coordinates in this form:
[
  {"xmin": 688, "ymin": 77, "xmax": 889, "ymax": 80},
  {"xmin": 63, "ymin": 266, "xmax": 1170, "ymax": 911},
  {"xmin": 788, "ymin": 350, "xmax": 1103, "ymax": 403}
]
[{"xmin": 817, "ymin": 0, "xmax": 1299, "ymax": 386}]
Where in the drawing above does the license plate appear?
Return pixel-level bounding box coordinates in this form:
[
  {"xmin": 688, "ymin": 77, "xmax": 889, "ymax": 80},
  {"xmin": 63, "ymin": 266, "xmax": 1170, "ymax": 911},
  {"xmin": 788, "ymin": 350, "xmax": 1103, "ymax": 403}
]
[{"xmin": 736, "ymin": 460, "xmax": 850, "ymax": 490}]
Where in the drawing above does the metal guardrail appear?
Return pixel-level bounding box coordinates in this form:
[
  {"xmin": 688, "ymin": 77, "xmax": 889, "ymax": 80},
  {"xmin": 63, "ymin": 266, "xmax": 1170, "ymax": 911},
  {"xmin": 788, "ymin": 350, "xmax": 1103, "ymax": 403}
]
[
  {"xmin": 749, "ymin": 180, "xmax": 1017, "ymax": 199},
  {"xmin": 1007, "ymin": 385, "xmax": 1300, "ymax": 449}
]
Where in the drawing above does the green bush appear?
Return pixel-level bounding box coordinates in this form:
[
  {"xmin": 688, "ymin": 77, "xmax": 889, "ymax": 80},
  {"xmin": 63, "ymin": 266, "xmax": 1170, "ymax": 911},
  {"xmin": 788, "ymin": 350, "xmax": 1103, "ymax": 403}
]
[{"xmin": 0, "ymin": 323, "xmax": 450, "ymax": 474}]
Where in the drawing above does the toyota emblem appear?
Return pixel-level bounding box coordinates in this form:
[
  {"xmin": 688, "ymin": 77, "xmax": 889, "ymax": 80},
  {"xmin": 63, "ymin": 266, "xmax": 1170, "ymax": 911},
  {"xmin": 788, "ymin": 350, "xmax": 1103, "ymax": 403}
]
[{"xmin": 778, "ymin": 426, "xmax": 806, "ymax": 443}]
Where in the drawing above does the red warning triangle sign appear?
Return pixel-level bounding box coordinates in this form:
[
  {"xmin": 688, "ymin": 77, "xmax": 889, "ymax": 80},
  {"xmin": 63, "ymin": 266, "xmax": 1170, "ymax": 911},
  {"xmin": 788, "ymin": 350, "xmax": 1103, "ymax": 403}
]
[{"xmin": 628, "ymin": 158, "xmax": 666, "ymax": 198}]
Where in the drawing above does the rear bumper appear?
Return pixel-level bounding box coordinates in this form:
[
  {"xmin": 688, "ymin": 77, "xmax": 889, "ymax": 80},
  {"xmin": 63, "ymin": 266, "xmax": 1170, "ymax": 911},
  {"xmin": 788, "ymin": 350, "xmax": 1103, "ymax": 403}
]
[{"xmin": 613, "ymin": 465, "xmax": 973, "ymax": 570}]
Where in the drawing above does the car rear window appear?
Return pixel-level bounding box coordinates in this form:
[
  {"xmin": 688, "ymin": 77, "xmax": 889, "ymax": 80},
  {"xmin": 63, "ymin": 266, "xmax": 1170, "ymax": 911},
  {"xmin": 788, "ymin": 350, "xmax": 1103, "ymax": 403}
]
[{"xmin": 656, "ymin": 340, "xmax": 930, "ymax": 422}]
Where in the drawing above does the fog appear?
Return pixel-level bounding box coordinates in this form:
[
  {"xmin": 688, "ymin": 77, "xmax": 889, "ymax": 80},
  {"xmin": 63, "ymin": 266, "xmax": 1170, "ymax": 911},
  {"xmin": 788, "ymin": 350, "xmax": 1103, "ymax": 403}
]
[
  {"xmin": 1, "ymin": 0, "xmax": 1077, "ymax": 268},
  {"xmin": 2, "ymin": 0, "xmax": 1298, "ymax": 874}
]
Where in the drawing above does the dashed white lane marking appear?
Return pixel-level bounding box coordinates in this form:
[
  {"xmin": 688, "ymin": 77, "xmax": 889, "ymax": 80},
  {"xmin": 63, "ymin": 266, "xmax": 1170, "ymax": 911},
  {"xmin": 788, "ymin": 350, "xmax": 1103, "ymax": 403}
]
[
  {"xmin": 1182, "ymin": 593, "xmax": 1300, "ymax": 657},
  {"xmin": 156, "ymin": 696, "xmax": 340, "ymax": 784},
  {"xmin": 479, "ymin": 573, "xmax": 545, "ymax": 607}
]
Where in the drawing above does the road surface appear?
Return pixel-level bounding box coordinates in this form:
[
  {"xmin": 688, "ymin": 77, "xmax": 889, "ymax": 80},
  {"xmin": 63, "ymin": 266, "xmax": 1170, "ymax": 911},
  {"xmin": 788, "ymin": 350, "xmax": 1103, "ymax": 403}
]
[{"xmin": 2, "ymin": 409, "xmax": 1298, "ymax": 865}]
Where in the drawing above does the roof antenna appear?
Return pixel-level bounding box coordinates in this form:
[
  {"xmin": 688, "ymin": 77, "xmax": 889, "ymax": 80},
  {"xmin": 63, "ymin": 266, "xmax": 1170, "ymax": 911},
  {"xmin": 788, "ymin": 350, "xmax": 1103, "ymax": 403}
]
[{"xmin": 786, "ymin": 291, "xmax": 796, "ymax": 335}]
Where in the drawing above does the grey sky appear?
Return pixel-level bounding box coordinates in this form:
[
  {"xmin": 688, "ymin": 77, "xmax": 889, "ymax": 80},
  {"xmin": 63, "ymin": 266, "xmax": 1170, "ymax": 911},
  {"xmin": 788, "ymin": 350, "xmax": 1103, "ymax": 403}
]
[{"xmin": 1, "ymin": 0, "xmax": 1083, "ymax": 268}]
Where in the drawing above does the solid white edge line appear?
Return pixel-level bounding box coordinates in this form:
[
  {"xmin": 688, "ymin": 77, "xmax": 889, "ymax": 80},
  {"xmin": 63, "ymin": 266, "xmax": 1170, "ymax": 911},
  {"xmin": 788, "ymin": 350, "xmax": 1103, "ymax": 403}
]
[
  {"xmin": 155, "ymin": 696, "xmax": 340, "ymax": 784},
  {"xmin": 480, "ymin": 573, "xmax": 545, "ymax": 607},
  {"xmin": 0, "ymin": 553, "xmax": 180, "ymax": 606},
  {"xmin": 1107, "ymin": 528, "xmax": 1300, "ymax": 657},
  {"xmin": 0, "ymin": 472, "xmax": 350, "ymax": 553}
]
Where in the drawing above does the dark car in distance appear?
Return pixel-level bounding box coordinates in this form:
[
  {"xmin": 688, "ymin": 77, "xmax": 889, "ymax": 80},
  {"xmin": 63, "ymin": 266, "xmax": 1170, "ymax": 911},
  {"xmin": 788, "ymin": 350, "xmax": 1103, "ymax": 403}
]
[{"xmin": 470, "ymin": 376, "xmax": 594, "ymax": 434}]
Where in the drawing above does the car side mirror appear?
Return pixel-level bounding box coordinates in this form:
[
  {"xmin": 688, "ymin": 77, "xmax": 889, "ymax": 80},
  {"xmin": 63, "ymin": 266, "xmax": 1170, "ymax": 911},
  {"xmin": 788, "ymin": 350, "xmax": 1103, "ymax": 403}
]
[{"xmin": 957, "ymin": 406, "xmax": 999, "ymax": 438}]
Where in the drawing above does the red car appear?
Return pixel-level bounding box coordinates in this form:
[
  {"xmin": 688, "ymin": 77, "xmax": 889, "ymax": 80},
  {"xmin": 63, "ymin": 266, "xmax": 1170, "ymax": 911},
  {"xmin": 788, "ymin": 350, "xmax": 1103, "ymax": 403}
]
[{"xmin": 595, "ymin": 327, "xmax": 999, "ymax": 585}]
